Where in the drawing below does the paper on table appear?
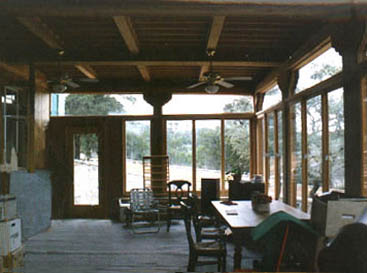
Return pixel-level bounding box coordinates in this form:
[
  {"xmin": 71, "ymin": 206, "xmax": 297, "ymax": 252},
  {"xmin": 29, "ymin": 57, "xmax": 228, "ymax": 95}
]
[{"xmin": 225, "ymin": 209, "xmax": 238, "ymax": 215}]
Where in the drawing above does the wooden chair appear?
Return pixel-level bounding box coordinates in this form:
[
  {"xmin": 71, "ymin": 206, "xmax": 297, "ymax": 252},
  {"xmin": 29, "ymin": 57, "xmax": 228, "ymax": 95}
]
[
  {"xmin": 181, "ymin": 201, "xmax": 227, "ymax": 272},
  {"xmin": 166, "ymin": 180, "xmax": 191, "ymax": 232}
]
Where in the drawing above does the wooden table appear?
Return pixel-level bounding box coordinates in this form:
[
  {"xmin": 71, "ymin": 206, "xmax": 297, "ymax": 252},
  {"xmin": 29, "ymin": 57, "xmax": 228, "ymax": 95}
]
[{"xmin": 211, "ymin": 200, "xmax": 310, "ymax": 270}]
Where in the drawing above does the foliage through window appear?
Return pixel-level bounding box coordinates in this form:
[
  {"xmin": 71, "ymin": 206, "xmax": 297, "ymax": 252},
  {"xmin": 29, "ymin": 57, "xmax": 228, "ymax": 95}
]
[{"xmin": 263, "ymin": 85, "xmax": 282, "ymax": 110}]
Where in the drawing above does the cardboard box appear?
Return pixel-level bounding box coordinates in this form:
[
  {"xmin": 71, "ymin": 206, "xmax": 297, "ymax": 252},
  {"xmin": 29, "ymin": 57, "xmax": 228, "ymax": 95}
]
[
  {"xmin": 0, "ymin": 219, "xmax": 21, "ymax": 256},
  {"xmin": 0, "ymin": 195, "xmax": 17, "ymax": 221},
  {"xmin": 311, "ymin": 197, "xmax": 367, "ymax": 237},
  {"xmin": 2, "ymin": 245, "xmax": 24, "ymax": 270}
]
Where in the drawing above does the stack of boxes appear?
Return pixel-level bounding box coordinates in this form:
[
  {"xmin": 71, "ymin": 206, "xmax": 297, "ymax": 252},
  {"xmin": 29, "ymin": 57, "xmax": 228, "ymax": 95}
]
[{"xmin": 0, "ymin": 195, "xmax": 23, "ymax": 272}]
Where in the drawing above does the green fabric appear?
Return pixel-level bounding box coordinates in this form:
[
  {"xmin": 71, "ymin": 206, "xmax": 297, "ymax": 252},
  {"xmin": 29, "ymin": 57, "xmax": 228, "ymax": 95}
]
[{"xmin": 251, "ymin": 211, "xmax": 317, "ymax": 241}]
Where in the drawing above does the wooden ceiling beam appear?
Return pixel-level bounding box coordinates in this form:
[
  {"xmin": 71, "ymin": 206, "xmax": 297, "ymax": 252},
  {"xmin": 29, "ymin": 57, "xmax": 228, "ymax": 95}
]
[
  {"xmin": 16, "ymin": 17, "xmax": 63, "ymax": 49},
  {"xmin": 207, "ymin": 16, "xmax": 225, "ymax": 50},
  {"xmin": 113, "ymin": 16, "xmax": 140, "ymax": 54},
  {"xmin": 0, "ymin": 62, "xmax": 47, "ymax": 89},
  {"xmin": 0, "ymin": 2, "xmax": 354, "ymax": 19},
  {"xmin": 37, "ymin": 60, "xmax": 280, "ymax": 67},
  {"xmin": 113, "ymin": 16, "xmax": 152, "ymax": 82},
  {"xmin": 75, "ymin": 64, "xmax": 97, "ymax": 79}
]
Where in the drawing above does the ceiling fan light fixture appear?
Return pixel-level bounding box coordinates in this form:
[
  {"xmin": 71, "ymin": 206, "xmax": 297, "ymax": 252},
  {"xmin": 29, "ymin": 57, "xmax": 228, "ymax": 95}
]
[
  {"xmin": 52, "ymin": 83, "xmax": 67, "ymax": 93},
  {"xmin": 205, "ymin": 84, "xmax": 219, "ymax": 94}
]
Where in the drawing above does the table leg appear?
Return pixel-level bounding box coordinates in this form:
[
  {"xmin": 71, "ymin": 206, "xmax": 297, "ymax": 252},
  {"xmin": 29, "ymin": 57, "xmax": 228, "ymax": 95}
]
[{"xmin": 233, "ymin": 231, "xmax": 243, "ymax": 270}]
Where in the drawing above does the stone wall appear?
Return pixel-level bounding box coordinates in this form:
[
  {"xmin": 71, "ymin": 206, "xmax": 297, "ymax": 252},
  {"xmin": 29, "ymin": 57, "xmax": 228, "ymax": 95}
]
[{"xmin": 9, "ymin": 170, "xmax": 52, "ymax": 240}]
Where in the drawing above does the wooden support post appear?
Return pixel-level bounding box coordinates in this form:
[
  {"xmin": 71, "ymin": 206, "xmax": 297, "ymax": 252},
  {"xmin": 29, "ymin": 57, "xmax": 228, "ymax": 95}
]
[
  {"xmin": 143, "ymin": 91, "xmax": 172, "ymax": 195},
  {"xmin": 278, "ymin": 70, "xmax": 299, "ymax": 205},
  {"xmin": 221, "ymin": 119, "xmax": 225, "ymax": 192},
  {"xmin": 27, "ymin": 63, "xmax": 35, "ymax": 173},
  {"xmin": 264, "ymin": 113, "xmax": 269, "ymax": 195},
  {"xmin": 250, "ymin": 117, "xmax": 257, "ymax": 178},
  {"xmin": 363, "ymin": 76, "xmax": 367, "ymax": 196},
  {"xmin": 332, "ymin": 18, "xmax": 367, "ymax": 197},
  {"xmin": 256, "ymin": 117, "xmax": 264, "ymax": 177},
  {"xmin": 192, "ymin": 120, "xmax": 197, "ymax": 192}
]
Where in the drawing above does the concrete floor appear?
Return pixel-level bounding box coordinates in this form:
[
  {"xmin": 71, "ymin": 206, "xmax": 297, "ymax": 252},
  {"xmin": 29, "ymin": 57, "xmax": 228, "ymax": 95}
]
[{"xmin": 22, "ymin": 219, "xmax": 260, "ymax": 273}]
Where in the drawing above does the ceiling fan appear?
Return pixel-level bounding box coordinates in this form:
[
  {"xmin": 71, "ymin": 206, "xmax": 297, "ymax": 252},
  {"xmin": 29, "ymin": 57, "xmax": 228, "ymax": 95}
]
[
  {"xmin": 186, "ymin": 49, "xmax": 252, "ymax": 93},
  {"xmin": 48, "ymin": 50, "xmax": 98, "ymax": 92}
]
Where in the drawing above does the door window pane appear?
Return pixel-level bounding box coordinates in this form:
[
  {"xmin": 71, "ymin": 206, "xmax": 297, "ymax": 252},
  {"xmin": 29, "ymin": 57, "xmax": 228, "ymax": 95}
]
[
  {"xmin": 224, "ymin": 119, "xmax": 250, "ymax": 190},
  {"xmin": 126, "ymin": 121, "xmax": 151, "ymax": 192},
  {"xmin": 267, "ymin": 113, "xmax": 276, "ymax": 199},
  {"xmin": 167, "ymin": 121, "xmax": 192, "ymax": 182},
  {"xmin": 307, "ymin": 96, "xmax": 323, "ymax": 206},
  {"xmin": 328, "ymin": 88, "xmax": 345, "ymax": 192},
  {"xmin": 196, "ymin": 120, "xmax": 221, "ymax": 191},
  {"xmin": 278, "ymin": 111, "xmax": 283, "ymax": 200},
  {"xmin": 73, "ymin": 133, "xmax": 99, "ymax": 205}
]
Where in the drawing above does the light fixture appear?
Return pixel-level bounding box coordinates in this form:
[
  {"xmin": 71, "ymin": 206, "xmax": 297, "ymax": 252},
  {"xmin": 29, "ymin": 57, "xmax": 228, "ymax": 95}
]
[
  {"xmin": 52, "ymin": 83, "xmax": 67, "ymax": 93},
  {"xmin": 205, "ymin": 84, "xmax": 219, "ymax": 94}
]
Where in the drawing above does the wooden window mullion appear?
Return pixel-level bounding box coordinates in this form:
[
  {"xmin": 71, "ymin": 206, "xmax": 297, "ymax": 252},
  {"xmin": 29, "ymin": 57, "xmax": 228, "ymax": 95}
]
[
  {"xmin": 301, "ymin": 100, "xmax": 308, "ymax": 212},
  {"xmin": 322, "ymin": 93, "xmax": 329, "ymax": 193},
  {"xmin": 274, "ymin": 111, "xmax": 280, "ymax": 200}
]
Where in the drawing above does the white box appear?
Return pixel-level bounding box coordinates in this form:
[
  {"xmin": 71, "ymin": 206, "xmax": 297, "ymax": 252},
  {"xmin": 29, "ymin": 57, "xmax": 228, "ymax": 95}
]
[
  {"xmin": 0, "ymin": 195, "xmax": 17, "ymax": 221},
  {"xmin": 325, "ymin": 199, "xmax": 367, "ymax": 237},
  {"xmin": 0, "ymin": 219, "xmax": 21, "ymax": 256}
]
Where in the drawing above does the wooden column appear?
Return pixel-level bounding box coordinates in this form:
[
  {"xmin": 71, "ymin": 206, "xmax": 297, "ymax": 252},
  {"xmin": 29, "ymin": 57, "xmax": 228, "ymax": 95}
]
[
  {"xmin": 253, "ymin": 93, "xmax": 264, "ymax": 176},
  {"xmin": 301, "ymin": 100, "xmax": 308, "ymax": 212},
  {"xmin": 27, "ymin": 63, "xmax": 36, "ymax": 173},
  {"xmin": 278, "ymin": 70, "xmax": 299, "ymax": 205},
  {"xmin": 143, "ymin": 91, "xmax": 172, "ymax": 195},
  {"xmin": 332, "ymin": 19, "xmax": 367, "ymax": 197}
]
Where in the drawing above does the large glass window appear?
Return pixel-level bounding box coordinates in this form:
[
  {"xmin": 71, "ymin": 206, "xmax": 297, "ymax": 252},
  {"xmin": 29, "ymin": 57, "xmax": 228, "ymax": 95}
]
[
  {"xmin": 2, "ymin": 87, "xmax": 27, "ymax": 168},
  {"xmin": 328, "ymin": 88, "xmax": 345, "ymax": 192},
  {"xmin": 307, "ymin": 96, "xmax": 323, "ymax": 205},
  {"xmin": 51, "ymin": 94, "xmax": 152, "ymax": 116},
  {"xmin": 163, "ymin": 95, "xmax": 253, "ymax": 114},
  {"xmin": 125, "ymin": 121, "xmax": 151, "ymax": 192},
  {"xmin": 263, "ymin": 85, "xmax": 282, "ymax": 110},
  {"xmin": 277, "ymin": 111, "xmax": 283, "ymax": 200},
  {"xmin": 196, "ymin": 120, "xmax": 221, "ymax": 191},
  {"xmin": 290, "ymin": 103, "xmax": 302, "ymax": 208},
  {"xmin": 296, "ymin": 48, "xmax": 342, "ymax": 92},
  {"xmin": 167, "ymin": 120, "xmax": 193, "ymax": 182}
]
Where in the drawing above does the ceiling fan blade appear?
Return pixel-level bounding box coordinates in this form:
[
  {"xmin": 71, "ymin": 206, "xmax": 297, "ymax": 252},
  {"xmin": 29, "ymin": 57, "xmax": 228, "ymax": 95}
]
[
  {"xmin": 79, "ymin": 78, "xmax": 99, "ymax": 83},
  {"xmin": 64, "ymin": 80, "xmax": 80, "ymax": 89},
  {"xmin": 217, "ymin": 80, "xmax": 234, "ymax": 88},
  {"xmin": 187, "ymin": 81, "xmax": 206, "ymax": 89},
  {"xmin": 223, "ymin": 76, "xmax": 252, "ymax": 81}
]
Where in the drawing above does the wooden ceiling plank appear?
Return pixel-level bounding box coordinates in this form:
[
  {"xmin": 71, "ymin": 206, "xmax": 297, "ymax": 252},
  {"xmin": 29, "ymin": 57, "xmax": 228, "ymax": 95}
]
[
  {"xmin": 75, "ymin": 64, "xmax": 97, "ymax": 79},
  {"xmin": 16, "ymin": 17, "xmax": 63, "ymax": 49},
  {"xmin": 113, "ymin": 16, "xmax": 140, "ymax": 54},
  {"xmin": 137, "ymin": 65, "xmax": 151, "ymax": 82}
]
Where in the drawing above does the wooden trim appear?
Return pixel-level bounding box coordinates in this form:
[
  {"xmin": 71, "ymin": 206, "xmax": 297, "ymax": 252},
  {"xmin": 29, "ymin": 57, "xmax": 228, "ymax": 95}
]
[
  {"xmin": 274, "ymin": 110, "xmax": 280, "ymax": 200},
  {"xmin": 301, "ymin": 100, "xmax": 308, "ymax": 212},
  {"xmin": 221, "ymin": 119, "xmax": 225, "ymax": 191},
  {"xmin": 362, "ymin": 75, "xmax": 367, "ymax": 196},
  {"xmin": 0, "ymin": 88, "xmax": 3, "ymax": 165},
  {"xmin": 199, "ymin": 64, "xmax": 209, "ymax": 81},
  {"xmin": 113, "ymin": 16, "xmax": 139, "ymax": 54},
  {"xmin": 322, "ymin": 93, "xmax": 330, "ymax": 192},
  {"xmin": 250, "ymin": 118, "xmax": 257, "ymax": 177},
  {"xmin": 289, "ymin": 104, "xmax": 297, "ymax": 207},
  {"xmin": 264, "ymin": 113, "xmax": 269, "ymax": 195},
  {"xmin": 163, "ymin": 113, "xmax": 254, "ymax": 120},
  {"xmin": 207, "ymin": 16, "xmax": 225, "ymax": 50},
  {"xmin": 256, "ymin": 117, "xmax": 264, "ymax": 176},
  {"xmin": 192, "ymin": 120, "xmax": 197, "ymax": 192}
]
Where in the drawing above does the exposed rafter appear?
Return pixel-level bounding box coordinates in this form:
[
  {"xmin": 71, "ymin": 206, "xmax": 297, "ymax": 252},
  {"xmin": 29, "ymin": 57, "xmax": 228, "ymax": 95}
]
[
  {"xmin": 75, "ymin": 64, "xmax": 97, "ymax": 79},
  {"xmin": 17, "ymin": 17, "xmax": 63, "ymax": 49},
  {"xmin": 0, "ymin": 62, "xmax": 47, "ymax": 88},
  {"xmin": 113, "ymin": 16, "xmax": 151, "ymax": 82},
  {"xmin": 207, "ymin": 16, "xmax": 225, "ymax": 50}
]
